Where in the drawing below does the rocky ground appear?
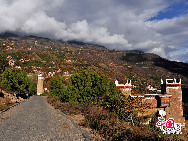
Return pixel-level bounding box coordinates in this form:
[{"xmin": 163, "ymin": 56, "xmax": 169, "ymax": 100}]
[{"xmin": 0, "ymin": 96, "xmax": 91, "ymax": 141}]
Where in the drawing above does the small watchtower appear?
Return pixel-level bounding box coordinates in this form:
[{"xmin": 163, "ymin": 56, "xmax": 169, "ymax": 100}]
[
  {"xmin": 162, "ymin": 78, "xmax": 185, "ymax": 126},
  {"xmin": 37, "ymin": 73, "xmax": 44, "ymax": 95}
]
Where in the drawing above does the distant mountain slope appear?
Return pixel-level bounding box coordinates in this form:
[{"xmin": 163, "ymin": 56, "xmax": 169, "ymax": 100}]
[{"xmin": 0, "ymin": 33, "xmax": 188, "ymax": 88}]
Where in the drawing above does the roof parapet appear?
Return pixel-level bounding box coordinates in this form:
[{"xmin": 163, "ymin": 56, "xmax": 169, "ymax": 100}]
[
  {"xmin": 161, "ymin": 78, "xmax": 181, "ymax": 85},
  {"xmin": 166, "ymin": 78, "xmax": 181, "ymax": 84},
  {"xmin": 115, "ymin": 79, "xmax": 132, "ymax": 87}
]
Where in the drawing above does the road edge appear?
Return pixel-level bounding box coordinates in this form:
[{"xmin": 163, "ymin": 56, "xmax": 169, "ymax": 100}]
[
  {"xmin": 44, "ymin": 96, "xmax": 93, "ymax": 141},
  {"xmin": 0, "ymin": 96, "xmax": 31, "ymax": 116}
]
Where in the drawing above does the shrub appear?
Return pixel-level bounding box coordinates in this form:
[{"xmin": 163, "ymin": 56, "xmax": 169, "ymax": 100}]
[
  {"xmin": 49, "ymin": 70, "xmax": 137, "ymax": 121},
  {"xmin": 0, "ymin": 54, "xmax": 8, "ymax": 73},
  {"xmin": 28, "ymin": 84, "xmax": 37, "ymax": 96},
  {"xmin": 1, "ymin": 68, "xmax": 30, "ymax": 98},
  {"xmin": 65, "ymin": 70, "xmax": 120, "ymax": 105},
  {"xmin": 49, "ymin": 75, "xmax": 67, "ymax": 100}
]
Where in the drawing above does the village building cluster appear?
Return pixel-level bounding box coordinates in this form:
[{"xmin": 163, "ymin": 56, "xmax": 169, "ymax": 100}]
[
  {"xmin": 37, "ymin": 75, "xmax": 185, "ymax": 127},
  {"xmin": 6, "ymin": 52, "xmax": 71, "ymax": 78},
  {"xmin": 115, "ymin": 78, "xmax": 185, "ymax": 126}
]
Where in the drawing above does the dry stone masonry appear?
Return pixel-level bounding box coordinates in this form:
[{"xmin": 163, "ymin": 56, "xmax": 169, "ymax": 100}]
[
  {"xmin": 115, "ymin": 78, "xmax": 185, "ymax": 126},
  {"xmin": 37, "ymin": 73, "xmax": 44, "ymax": 95}
]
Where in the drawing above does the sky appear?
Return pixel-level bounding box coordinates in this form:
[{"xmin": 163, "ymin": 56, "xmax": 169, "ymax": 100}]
[{"xmin": 0, "ymin": 0, "xmax": 188, "ymax": 63}]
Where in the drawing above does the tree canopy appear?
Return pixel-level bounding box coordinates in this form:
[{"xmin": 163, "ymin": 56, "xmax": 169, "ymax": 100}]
[
  {"xmin": 49, "ymin": 70, "xmax": 134, "ymax": 119},
  {"xmin": 68, "ymin": 70, "xmax": 120, "ymax": 104},
  {"xmin": 49, "ymin": 75, "xmax": 66, "ymax": 100},
  {"xmin": 1, "ymin": 68, "xmax": 30, "ymax": 97},
  {"xmin": 0, "ymin": 54, "xmax": 8, "ymax": 73},
  {"xmin": 49, "ymin": 70, "xmax": 121, "ymax": 106}
]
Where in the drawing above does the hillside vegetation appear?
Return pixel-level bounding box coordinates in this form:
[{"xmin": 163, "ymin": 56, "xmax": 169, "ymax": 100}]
[
  {"xmin": 0, "ymin": 33, "xmax": 188, "ymax": 140},
  {"xmin": 0, "ymin": 33, "xmax": 188, "ymax": 88}
]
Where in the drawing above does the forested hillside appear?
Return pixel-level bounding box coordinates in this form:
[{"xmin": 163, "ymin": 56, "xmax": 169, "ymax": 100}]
[
  {"xmin": 1, "ymin": 33, "xmax": 188, "ymax": 90},
  {"xmin": 1, "ymin": 33, "xmax": 188, "ymax": 140}
]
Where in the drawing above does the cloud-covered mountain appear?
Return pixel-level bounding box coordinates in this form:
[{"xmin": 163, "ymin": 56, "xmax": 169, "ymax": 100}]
[{"xmin": 0, "ymin": 0, "xmax": 188, "ymax": 62}]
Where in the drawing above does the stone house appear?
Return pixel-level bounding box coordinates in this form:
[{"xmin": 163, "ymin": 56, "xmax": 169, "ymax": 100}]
[
  {"xmin": 115, "ymin": 78, "xmax": 185, "ymax": 126},
  {"xmin": 115, "ymin": 80, "xmax": 132, "ymax": 96}
]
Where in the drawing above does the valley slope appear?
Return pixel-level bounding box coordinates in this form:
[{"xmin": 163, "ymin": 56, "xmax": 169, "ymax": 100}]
[{"xmin": 0, "ymin": 33, "xmax": 188, "ymax": 91}]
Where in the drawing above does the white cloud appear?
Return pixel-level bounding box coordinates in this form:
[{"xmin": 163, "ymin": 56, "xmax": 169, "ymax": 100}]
[
  {"xmin": 0, "ymin": 0, "xmax": 188, "ymax": 62},
  {"xmin": 145, "ymin": 14, "xmax": 188, "ymax": 60}
]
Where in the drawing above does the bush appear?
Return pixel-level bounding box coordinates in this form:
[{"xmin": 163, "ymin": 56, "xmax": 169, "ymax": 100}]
[
  {"xmin": 49, "ymin": 70, "xmax": 137, "ymax": 121},
  {"xmin": 0, "ymin": 54, "xmax": 8, "ymax": 73},
  {"xmin": 1, "ymin": 68, "xmax": 30, "ymax": 98},
  {"xmin": 28, "ymin": 74, "xmax": 37, "ymax": 96},
  {"xmin": 49, "ymin": 75, "xmax": 67, "ymax": 100},
  {"xmin": 65, "ymin": 70, "xmax": 120, "ymax": 105},
  {"xmin": 28, "ymin": 84, "xmax": 37, "ymax": 96},
  {"xmin": 47, "ymin": 97, "xmax": 174, "ymax": 140}
]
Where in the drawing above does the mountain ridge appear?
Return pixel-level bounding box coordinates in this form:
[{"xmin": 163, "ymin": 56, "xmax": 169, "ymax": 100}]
[{"xmin": 0, "ymin": 33, "xmax": 188, "ymax": 89}]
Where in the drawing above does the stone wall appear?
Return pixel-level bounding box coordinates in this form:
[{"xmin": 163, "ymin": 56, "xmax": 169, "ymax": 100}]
[
  {"xmin": 138, "ymin": 108, "xmax": 164, "ymax": 117},
  {"xmin": 120, "ymin": 88, "xmax": 131, "ymax": 96},
  {"xmin": 142, "ymin": 98, "xmax": 157, "ymax": 108},
  {"xmin": 165, "ymin": 86, "xmax": 185, "ymax": 126}
]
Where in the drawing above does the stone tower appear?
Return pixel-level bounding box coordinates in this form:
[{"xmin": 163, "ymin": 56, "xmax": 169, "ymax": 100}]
[
  {"xmin": 37, "ymin": 73, "xmax": 44, "ymax": 95},
  {"xmin": 163, "ymin": 78, "xmax": 185, "ymax": 126}
]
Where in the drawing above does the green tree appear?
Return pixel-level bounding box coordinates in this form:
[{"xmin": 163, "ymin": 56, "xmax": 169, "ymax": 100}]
[
  {"xmin": 28, "ymin": 74, "xmax": 37, "ymax": 96},
  {"xmin": 28, "ymin": 84, "xmax": 37, "ymax": 96},
  {"xmin": 66, "ymin": 70, "xmax": 120, "ymax": 105},
  {"xmin": 1, "ymin": 68, "xmax": 30, "ymax": 97},
  {"xmin": 49, "ymin": 70, "xmax": 136, "ymax": 120},
  {"xmin": 0, "ymin": 54, "xmax": 8, "ymax": 73},
  {"xmin": 66, "ymin": 70, "xmax": 136, "ymax": 120},
  {"xmin": 49, "ymin": 76, "xmax": 66, "ymax": 100}
]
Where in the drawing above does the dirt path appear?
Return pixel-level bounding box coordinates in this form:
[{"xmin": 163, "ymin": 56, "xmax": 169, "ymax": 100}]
[{"xmin": 0, "ymin": 96, "xmax": 90, "ymax": 141}]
